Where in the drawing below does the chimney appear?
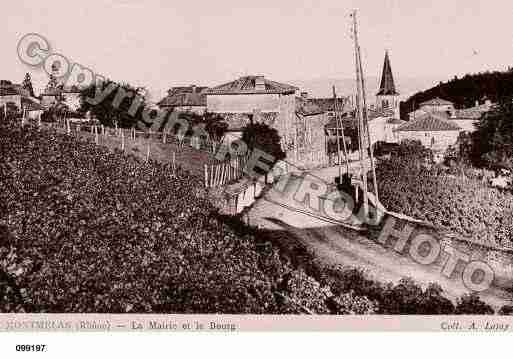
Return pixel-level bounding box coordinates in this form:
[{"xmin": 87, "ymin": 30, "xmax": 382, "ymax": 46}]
[
  {"xmin": 255, "ymin": 76, "xmax": 265, "ymax": 91},
  {"xmin": 191, "ymin": 85, "xmax": 197, "ymax": 94},
  {"xmin": 301, "ymin": 91, "xmax": 308, "ymax": 99}
]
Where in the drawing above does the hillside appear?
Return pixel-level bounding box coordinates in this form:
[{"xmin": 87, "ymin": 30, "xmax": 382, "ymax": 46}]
[
  {"xmin": 0, "ymin": 121, "xmax": 380, "ymax": 314},
  {"xmin": 400, "ymin": 69, "xmax": 513, "ymax": 119}
]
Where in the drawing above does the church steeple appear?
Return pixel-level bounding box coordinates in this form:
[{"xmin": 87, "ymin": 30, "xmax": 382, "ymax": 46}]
[
  {"xmin": 377, "ymin": 50, "xmax": 398, "ymax": 96},
  {"xmin": 376, "ymin": 50, "xmax": 399, "ymax": 116}
]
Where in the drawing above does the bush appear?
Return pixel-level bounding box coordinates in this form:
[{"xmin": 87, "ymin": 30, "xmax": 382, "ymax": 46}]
[
  {"xmin": 498, "ymin": 305, "xmax": 513, "ymax": 315},
  {"xmin": 455, "ymin": 294, "xmax": 495, "ymax": 314},
  {"xmin": 241, "ymin": 123, "xmax": 285, "ymax": 173}
]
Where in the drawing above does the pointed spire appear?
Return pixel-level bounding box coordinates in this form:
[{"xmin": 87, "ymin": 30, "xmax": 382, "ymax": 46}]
[{"xmin": 377, "ymin": 50, "xmax": 398, "ymax": 96}]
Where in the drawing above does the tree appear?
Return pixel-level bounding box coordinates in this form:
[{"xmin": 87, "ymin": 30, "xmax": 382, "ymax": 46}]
[
  {"xmin": 241, "ymin": 123, "xmax": 285, "ymax": 173},
  {"xmin": 472, "ymin": 98, "xmax": 513, "ymax": 171},
  {"xmin": 22, "ymin": 73, "xmax": 35, "ymax": 97},
  {"xmin": 79, "ymin": 81, "xmax": 147, "ymax": 128}
]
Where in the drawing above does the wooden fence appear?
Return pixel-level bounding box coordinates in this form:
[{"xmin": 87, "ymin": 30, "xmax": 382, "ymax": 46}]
[{"xmin": 204, "ymin": 156, "xmax": 248, "ymax": 188}]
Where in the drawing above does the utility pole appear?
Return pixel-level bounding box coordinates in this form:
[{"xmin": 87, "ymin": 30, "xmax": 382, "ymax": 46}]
[
  {"xmin": 333, "ymin": 86, "xmax": 343, "ymax": 181},
  {"xmin": 352, "ymin": 9, "xmax": 369, "ymax": 218}
]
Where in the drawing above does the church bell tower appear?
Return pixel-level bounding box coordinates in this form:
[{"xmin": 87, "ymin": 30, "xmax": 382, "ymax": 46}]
[{"xmin": 376, "ymin": 50, "xmax": 399, "ymax": 117}]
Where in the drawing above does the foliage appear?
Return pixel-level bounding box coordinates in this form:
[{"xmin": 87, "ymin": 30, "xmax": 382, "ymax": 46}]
[
  {"xmin": 0, "ymin": 122, "xmax": 367, "ymax": 314},
  {"xmin": 79, "ymin": 81, "xmax": 148, "ymax": 129},
  {"xmin": 316, "ymin": 266, "xmax": 490, "ymax": 315},
  {"xmin": 498, "ymin": 305, "xmax": 513, "ymax": 315},
  {"xmin": 400, "ymin": 69, "xmax": 513, "ymax": 120},
  {"xmin": 455, "ymin": 294, "xmax": 495, "ymax": 314},
  {"xmin": 241, "ymin": 123, "xmax": 285, "ymax": 173},
  {"xmin": 471, "ymin": 99, "xmax": 513, "ymax": 171},
  {"xmin": 173, "ymin": 112, "xmax": 228, "ymax": 140},
  {"xmin": 376, "ymin": 149, "xmax": 513, "ymax": 246}
]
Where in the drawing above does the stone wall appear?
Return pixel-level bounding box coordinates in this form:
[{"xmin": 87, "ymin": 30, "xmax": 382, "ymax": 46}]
[{"xmin": 207, "ymin": 93, "xmax": 282, "ymax": 113}]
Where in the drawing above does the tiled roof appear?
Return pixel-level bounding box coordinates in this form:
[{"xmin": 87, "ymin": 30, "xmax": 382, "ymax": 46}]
[
  {"xmin": 21, "ymin": 97, "xmax": 43, "ymax": 111},
  {"xmin": 308, "ymin": 97, "xmax": 348, "ymax": 113},
  {"xmin": 376, "ymin": 51, "xmax": 399, "ymax": 96},
  {"xmin": 158, "ymin": 86, "xmax": 208, "ymax": 107},
  {"xmin": 207, "ymin": 76, "xmax": 297, "ymax": 95},
  {"xmin": 395, "ymin": 113, "xmax": 461, "ymax": 132},
  {"xmin": 419, "ymin": 97, "xmax": 454, "ymax": 107}
]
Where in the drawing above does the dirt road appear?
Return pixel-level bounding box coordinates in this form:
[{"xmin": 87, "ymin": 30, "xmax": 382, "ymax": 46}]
[{"xmin": 247, "ymin": 170, "xmax": 513, "ymax": 310}]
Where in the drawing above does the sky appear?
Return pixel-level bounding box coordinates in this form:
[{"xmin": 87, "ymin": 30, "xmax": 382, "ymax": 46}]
[{"xmin": 2, "ymin": 0, "xmax": 513, "ymax": 101}]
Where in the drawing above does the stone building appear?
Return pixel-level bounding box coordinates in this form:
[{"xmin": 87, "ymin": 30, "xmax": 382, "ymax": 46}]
[
  {"xmin": 394, "ymin": 112, "xmax": 462, "ymax": 161},
  {"xmin": 0, "ymin": 80, "xmax": 44, "ymax": 118},
  {"xmin": 206, "ymin": 75, "xmax": 299, "ymax": 148},
  {"xmin": 157, "ymin": 85, "xmax": 208, "ymax": 115},
  {"xmin": 206, "ymin": 76, "xmax": 335, "ymax": 168}
]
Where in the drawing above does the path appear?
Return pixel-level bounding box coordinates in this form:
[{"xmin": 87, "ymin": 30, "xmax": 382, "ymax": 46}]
[{"xmin": 247, "ymin": 170, "xmax": 513, "ymax": 310}]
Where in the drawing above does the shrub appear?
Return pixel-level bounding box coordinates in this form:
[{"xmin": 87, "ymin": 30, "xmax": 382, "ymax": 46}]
[
  {"xmin": 498, "ymin": 305, "xmax": 513, "ymax": 315},
  {"xmin": 455, "ymin": 294, "xmax": 495, "ymax": 314}
]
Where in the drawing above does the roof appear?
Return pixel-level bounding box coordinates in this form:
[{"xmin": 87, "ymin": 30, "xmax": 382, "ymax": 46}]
[
  {"xmin": 207, "ymin": 76, "xmax": 298, "ymax": 95},
  {"xmin": 158, "ymin": 86, "xmax": 208, "ymax": 108},
  {"xmin": 308, "ymin": 97, "xmax": 348, "ymax": 113},
  {"xmin": 395, "ymin": 112, "xmax": 461, "ymax": 132},
  {"xmin": 21, "ymin": 97, "xmax": 43, "ymax": 111},
  {"xmin": 376, "ymin": 51, "xmax": 399, "ymax": 96},
  {"xmin": 419, "ymin": 97, "xmax": 454, "ymax": 107}
]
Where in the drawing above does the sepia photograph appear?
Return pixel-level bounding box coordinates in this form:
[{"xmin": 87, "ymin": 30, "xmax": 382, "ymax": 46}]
[{"xmin": 1, "ymin": 1, "xmax": 513, "ymax": 349}]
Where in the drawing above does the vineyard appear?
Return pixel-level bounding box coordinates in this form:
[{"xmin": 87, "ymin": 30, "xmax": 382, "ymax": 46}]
[
  {"xmin": 0, "ymin": 120, "xmax": 507, "ymax": 314},
  {"xmin": 0, "ymin": 121, "xmax": 382, "ymax": 313},
  {"xmin": 376, "ymin": 156, "xmax": 513, "ymax": 247}
]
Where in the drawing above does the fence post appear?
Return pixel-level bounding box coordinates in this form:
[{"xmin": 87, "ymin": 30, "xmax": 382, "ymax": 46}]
[
  {"xmin": 121, "ymin": 130, "xmax": 125, "ymax": 152},
  {"xmin": 204, "ymin": 164, "xmax": 208, "ymax": 188},
  {"xmin": 163, "ymin": 131, "xmax": 167, "ymax": 144},
  {"xmin": 146, "ymin": 141, "xmax": 150, "ymax": 161},
  {"xmin": 38, "ymin": 113, "xmax": 41, "ymax": 130},
  {"xmin": 172, "ymin": 152, "xmax": 176, "ymax": 177}
]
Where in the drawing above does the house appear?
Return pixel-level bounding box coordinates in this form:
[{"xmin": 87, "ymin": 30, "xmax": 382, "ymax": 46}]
[
  {"xmin": 206, "ymin": 75, "xmax": 299, "ymax": 148},
  {"xmin": 293, "ymin": 92, "xmax": 331, "ymax": 167},
  {"xmin": 157, "ymin": 85, "xmax": 208, "ymax": 115},
  {"xmin": 309, "ymin": 96, "xmax": 349, "ymax": 118},
  {"xmin": 206, "ymin": 76, "xmax": 336, "ymax": 168},
  {"xmin": 0, "ymin": 80, "xmax": 44, "ymax": 118},
  {"xmin": 394, "ymin": 112, "xmax": 462, "ymax": 161},
  {"xmin": 419, "ymin": 97, "xmax": 455, "ymax": 113},
  {"xmin": 0, "ymin": 81, "xmax": 22, "ymax": 109}
]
